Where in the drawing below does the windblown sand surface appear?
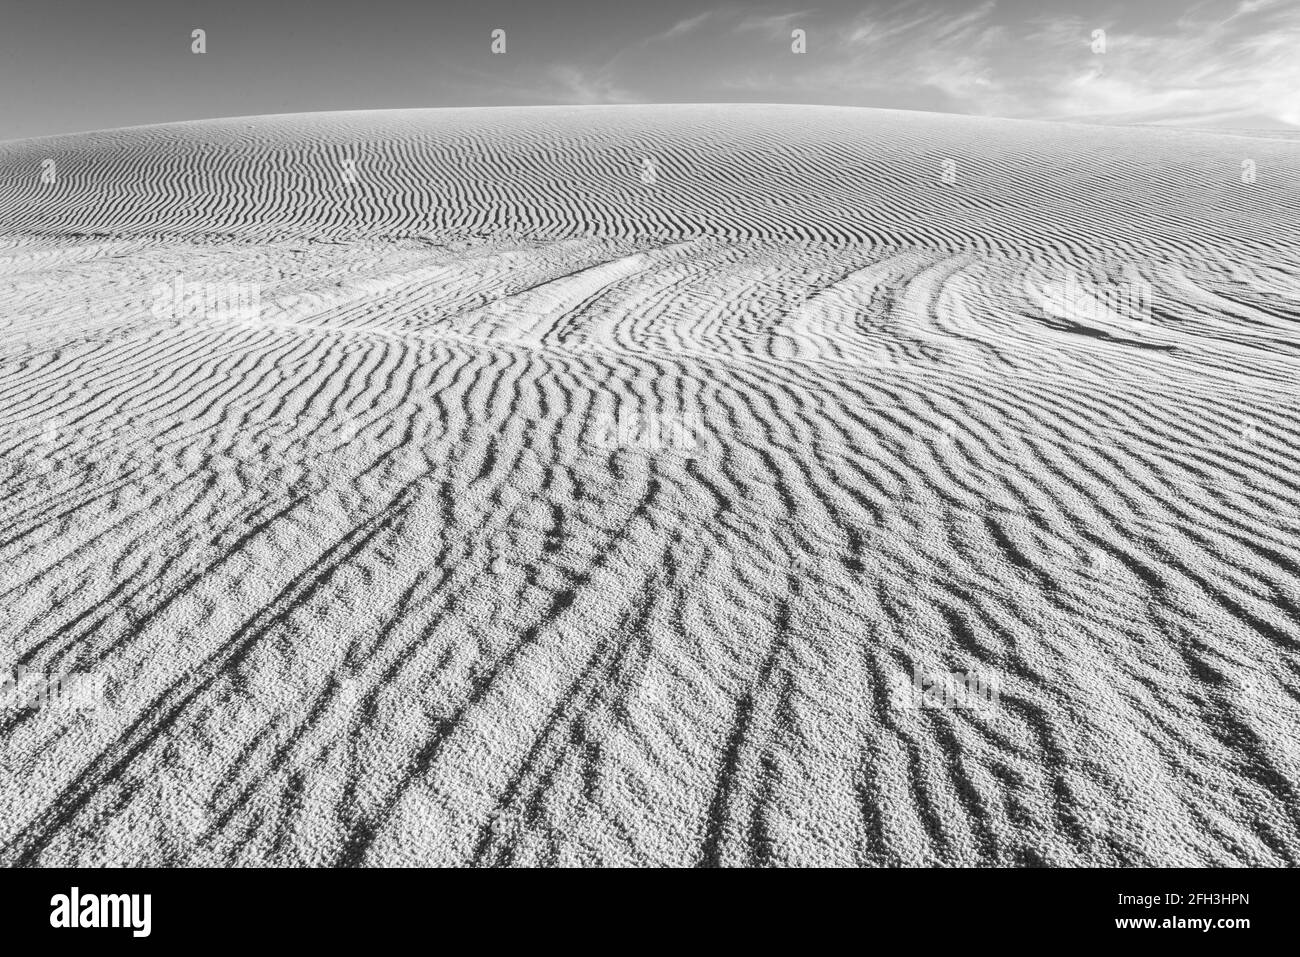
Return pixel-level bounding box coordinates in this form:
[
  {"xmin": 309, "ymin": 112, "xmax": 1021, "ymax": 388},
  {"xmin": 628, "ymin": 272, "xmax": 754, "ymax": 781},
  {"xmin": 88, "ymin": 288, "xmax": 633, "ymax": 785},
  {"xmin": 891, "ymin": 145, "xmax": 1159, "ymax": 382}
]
[{"xmin": 1, "ymin": 105, "xmax": 1298, "ymax": 866}]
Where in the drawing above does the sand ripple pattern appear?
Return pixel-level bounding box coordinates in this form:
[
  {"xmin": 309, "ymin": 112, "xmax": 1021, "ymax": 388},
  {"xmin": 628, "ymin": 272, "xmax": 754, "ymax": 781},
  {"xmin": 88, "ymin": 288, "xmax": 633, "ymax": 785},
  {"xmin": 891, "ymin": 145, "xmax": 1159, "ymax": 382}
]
[{"xmin": 0, "ymin": 106, "xmax": 1298, "ymax": 866}]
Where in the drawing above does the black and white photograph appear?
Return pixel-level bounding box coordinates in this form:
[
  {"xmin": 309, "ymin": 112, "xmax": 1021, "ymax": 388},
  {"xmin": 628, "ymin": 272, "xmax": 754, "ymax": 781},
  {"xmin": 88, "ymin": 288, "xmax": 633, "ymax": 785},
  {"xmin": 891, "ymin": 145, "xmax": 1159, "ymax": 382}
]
[{"xmin": 0, "ymin": 0, "xmax": 1294, "ymax": 937}]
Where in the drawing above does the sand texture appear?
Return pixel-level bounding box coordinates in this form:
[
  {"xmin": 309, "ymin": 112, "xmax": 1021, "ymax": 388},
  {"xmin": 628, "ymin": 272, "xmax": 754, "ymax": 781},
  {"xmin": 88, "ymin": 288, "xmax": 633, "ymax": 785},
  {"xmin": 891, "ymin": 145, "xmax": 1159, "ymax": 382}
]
[{"xmin": 1, "ymin": 105, "xmax": 1298, "ymax": 866}]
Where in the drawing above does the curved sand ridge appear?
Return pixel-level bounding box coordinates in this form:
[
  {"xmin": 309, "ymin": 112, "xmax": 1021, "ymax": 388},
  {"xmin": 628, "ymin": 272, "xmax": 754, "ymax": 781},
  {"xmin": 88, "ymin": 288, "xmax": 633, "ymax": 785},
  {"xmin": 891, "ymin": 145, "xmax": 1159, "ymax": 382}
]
[{"xmin": 0, "ymin": 106, "xmax": 1298, "ymax": 866}]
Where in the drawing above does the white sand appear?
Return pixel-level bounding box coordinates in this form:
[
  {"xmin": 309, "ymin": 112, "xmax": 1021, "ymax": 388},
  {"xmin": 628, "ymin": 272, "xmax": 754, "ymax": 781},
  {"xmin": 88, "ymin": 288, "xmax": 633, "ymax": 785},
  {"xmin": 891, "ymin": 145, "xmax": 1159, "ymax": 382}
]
[{"xmin": 0, "ymin": 105, "xmax": 1298, "ymax": 865}]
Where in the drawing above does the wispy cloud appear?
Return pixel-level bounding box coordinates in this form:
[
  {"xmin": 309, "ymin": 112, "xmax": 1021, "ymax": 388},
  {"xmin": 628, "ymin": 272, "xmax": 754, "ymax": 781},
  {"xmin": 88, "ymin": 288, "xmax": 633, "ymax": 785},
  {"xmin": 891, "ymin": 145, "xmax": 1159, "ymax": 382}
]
[
  {"xmin": 691, "ymin": 0, "xmax": 1300, "ymax": 126},
  {"xmin": 451, "ymin": 1, "xmax": 1300, "ymax": 127},
  {"xmin": 662, "ymin": 11, "xmax": 715, "ymax": 40},
  {"xmin": 732, "ymin": 10, "xmax": 817, "ymax": 36},
  {"xmin": 542, "ymin": 64, "xmax": 638, "ymax": 105},
  {"xmin": 1029, "ymin": 4, "xmax": 1300, "ymax": 125}
]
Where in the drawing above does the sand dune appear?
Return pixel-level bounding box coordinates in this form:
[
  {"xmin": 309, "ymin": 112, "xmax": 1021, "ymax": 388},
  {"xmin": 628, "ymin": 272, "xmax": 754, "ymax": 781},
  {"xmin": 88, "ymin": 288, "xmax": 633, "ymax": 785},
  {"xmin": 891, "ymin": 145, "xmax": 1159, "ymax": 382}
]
[{"xmin": 0, "ymin": 105, "xmax": 1298, "ymax": 866}]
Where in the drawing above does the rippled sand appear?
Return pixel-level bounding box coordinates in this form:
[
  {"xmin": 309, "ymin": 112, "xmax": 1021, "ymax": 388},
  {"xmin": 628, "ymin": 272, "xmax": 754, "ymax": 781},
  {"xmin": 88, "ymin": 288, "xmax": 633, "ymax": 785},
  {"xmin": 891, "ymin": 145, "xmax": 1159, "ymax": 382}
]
[{"xmin": 1, "ymin": 106, "xmax": 1298, "ymax": 865}]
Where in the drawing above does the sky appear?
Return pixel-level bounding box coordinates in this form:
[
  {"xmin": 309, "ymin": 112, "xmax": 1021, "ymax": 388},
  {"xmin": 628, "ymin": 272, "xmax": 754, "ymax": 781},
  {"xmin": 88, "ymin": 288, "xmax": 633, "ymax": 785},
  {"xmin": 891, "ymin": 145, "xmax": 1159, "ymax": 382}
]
[{"xmin": 2, "ymin": 0, "xmax": 1297, "ymax": 140}]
